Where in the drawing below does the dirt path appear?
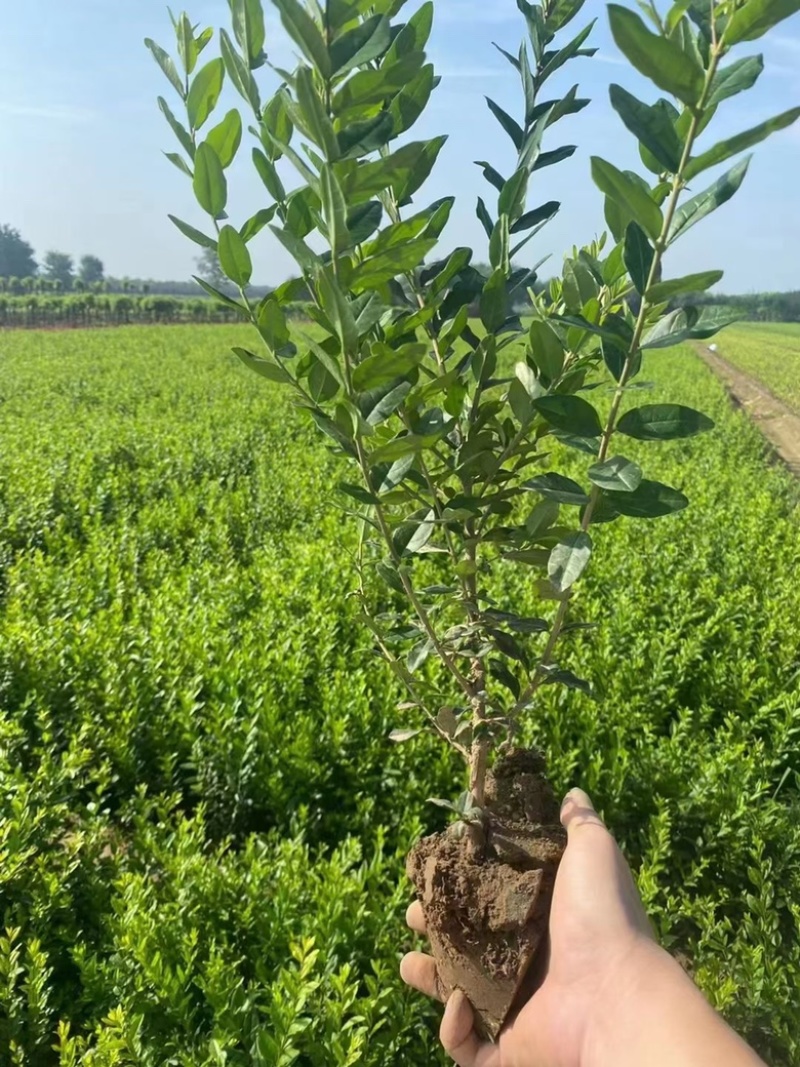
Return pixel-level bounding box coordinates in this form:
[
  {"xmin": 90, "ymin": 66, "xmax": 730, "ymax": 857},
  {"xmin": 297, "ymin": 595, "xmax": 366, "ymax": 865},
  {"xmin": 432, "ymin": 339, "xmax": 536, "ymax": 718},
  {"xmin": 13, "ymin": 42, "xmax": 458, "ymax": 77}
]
[{"xmin": 696, "ymin": 344, "xmax": 800, "ymax": 479}]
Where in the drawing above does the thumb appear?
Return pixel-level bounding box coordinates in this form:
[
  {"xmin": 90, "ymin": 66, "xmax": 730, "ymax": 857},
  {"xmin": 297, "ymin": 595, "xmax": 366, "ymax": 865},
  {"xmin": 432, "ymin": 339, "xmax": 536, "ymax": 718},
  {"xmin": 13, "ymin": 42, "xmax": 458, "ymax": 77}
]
[{"xmin": 560, "ymin": 788, "xmax": 607, "ymax": 835}]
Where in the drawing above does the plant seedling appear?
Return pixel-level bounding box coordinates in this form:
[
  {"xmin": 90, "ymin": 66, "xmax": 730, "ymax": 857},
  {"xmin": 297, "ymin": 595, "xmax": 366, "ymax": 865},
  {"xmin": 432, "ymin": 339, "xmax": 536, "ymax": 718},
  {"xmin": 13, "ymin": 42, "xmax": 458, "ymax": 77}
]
[{"xmin": 148, "ymin": 0, "xmax": 800, "ymax": 1039}]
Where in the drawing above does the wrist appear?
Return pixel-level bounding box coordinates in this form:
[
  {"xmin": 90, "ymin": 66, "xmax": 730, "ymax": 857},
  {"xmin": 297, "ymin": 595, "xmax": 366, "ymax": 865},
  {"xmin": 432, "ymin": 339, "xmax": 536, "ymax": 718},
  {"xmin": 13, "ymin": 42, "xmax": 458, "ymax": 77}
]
[{"xmin": 581, "ymin": 938, "xmax": 763, "ymax": 1067}]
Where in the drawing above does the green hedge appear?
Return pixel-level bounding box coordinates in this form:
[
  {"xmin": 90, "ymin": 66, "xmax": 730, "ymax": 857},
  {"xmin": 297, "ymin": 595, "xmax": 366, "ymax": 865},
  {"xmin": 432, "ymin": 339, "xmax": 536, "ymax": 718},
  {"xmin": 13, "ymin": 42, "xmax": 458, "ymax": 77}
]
[{"xmin": 1, "ymin": 327, "xmax": 798, "ymax": 1064}]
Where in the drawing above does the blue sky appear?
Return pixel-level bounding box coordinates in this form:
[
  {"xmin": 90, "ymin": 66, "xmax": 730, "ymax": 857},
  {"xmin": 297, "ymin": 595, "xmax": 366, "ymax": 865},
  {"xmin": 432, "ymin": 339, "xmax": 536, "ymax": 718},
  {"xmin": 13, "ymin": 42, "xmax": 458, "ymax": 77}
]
[{"xmin": 0, "ymin": 0, "xmax": 798, "ymax": 292}]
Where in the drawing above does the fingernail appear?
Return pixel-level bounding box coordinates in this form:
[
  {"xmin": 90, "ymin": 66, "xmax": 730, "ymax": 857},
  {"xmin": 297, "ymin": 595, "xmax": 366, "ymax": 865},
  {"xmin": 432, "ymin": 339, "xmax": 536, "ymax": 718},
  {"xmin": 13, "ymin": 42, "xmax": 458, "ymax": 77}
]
[{"xmin": 561, "ymin": 787, "xmax": 595, "ymax": 813}]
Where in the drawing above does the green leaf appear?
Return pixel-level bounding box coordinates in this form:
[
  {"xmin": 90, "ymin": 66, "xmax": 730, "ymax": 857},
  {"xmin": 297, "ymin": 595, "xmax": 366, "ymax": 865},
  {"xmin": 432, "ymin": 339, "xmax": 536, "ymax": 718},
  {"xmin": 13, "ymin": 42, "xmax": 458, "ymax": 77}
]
[
  {"xmin": 388, "ymin": 63, "xmax": 436, "ymax": 138},
  {"xmin": 346, "ymin": 202, "xmax": 383, "ymax": 246},
  {"xmin": 240, "ymin": 205, "xmax": 278, "ymax": 243},
  {"xmin": 641, "ymin": 307, "xmax": 695, "ymax": 349},
  {"xmin": 330, "ymin": 14, "xmax": 391, "ymax": 73},
  {"xmin": 525, "ymin": 499, "xmax": 559, "ymax": 537},
  {"xmin": 351, "ymin": 238, "xmax": 436, "ymax": 291},
  {"xmin": 186, "ymin": 58, "xmax": 225, "ymax": 131},
  {"xmin": 389, "ymin": 727, "xmax": 422, "ymax": 743},
  {"xmin": 548, "ymin": 531, "xmax": 593, "ymax": 593},
  {"xmin": 352, "ymin": 342, "xmax": 426, "ymax": 390},
  {"xmin": 685, "ymin": 108, "xmax": 800, "ymax": 181},
  {"xmin": 510, "ymin": 201, "xmax": 560, "ymax": 235},
  {"xmin": 217, "ymin": 225, "xmax": 253, "ymax": 287},
  {"xmin": 539, "ymin": 19, "xmax": 597, "ymax": 84},
  {"xmin": 591, "ymin": 157, "xmax": 663, "ymax": 241},
  {"xmin": 533, "ymin": 395, "xmax": 603, "ymax": 437},
  {"xmin": 220, "ymin": 29, "xmax": 261, "ymax": 114},
  {"xmin": 256, "ymin": 296, "xmax": 293, "ymax": 353},
  {"xmin": 193, "ymin": 142, "xmax": 228, "ymax": 217},
  {"xmin": 394, "ymin": 510, "xmax": 435, "ymax": 556},
  {"xmin": 337, "ymin": 113, "xmax": 395, "ymax": 158},
  {"xmin": 498, "ymin": 169, "xmax": 530, "ymax": 222},
  {"xmin": 607, "ymin": 4, "xmax": 704, "ymax": 105},
  {"xmin": 726, "ymin": 0, "xmax": 800, "ymax": 43},
  {"xmin": 617, "ymin": 404, "xmax": 714, "ymax": 441},
  {"xmin": 233, "ymin": 346, "xmax": 292, "ymax": 383},
  {"xmin": 475, "ymin": 160, "xmax": 507, "ymax": 194},
  {"xmin": 320, "ymin": 165, "xmax": 348, "ymax": 256},
  {"xmin": 485, "ymin": 97, "xmax": 524, "ymax": 149},
  {"xmin": 707, "ymin": 55, "xmax": 763, "ymax": 109},
  {"xmin": 269, "ymin": 224, "xmax": 321, "ymax": 272},
  {"xmin": 252, "ymin": 148, "xmax": 286, "ymax": 201},
  {"xmin": 624, "ymin": 222, "xmax": 654, "ymax": 296},
  {"xmin": 195, "ymin": 277, "xmax": 247, "ymax": 313},
  {"xmin": 176, "ymin": 13, "xmax": 199, "ymax": 75},
  {"xmin": 606, "ymin": 479, "xmax": 688, "ymax": 518},
  {"xmin": 169, "ymin": 214, "xmax": 217, "ymax": 250},
  {"xmin": 294, "ymin": 68, "xmax": 340, "ymax": 161},
  {"xmin": 609, "ymin": 85, "xmax": 684, "ymax": 173},
  {"xmin": 480, "ymin": 268, "xmax": 509, "ymax": 332},
  {"xmin": 690, "ymin": 305, "xmax": 744, "ymax": 339},
  {"xmin": 525, "ymin": 473, "xmax": 590, "ymax": 505},
  {"xmin": 272, "ymin": 0, "xmax": 331, "ymax": 76},
  {"xmin": 394, "ymin": 135, "xmax": 448, "ymax": 205},
  {"xmin": 158, "ymin": 97, "xmax": 196, "ymax": 159},
  {"xmin": 646, "ymin": 270, "xmax": 723, "ymax": 302},
  {"xmin": 333, "ymin": 54, "xmax": 425, "ymax": 116},
  {"xmin": 359, "ymin": 379, "xmax": 413, "ymax": 425},
  {"xmin": 206, "ymin": 109, "xmax": 243, "ymax": 168},
  {"xmin": 528, "ymin": 319, "xmax": 565, "ymax": 381},
  {"xmin": 230, "ymin": 0, "xmax": 266, "ymax": 68},
  {"xmin": 165, "ymin": 151, "xmax": 193, "ymax": 177},
  {"xmin": 145, "ymin": 38, "xmax": 185, "ymax": 99},
  {"xmin": 588, "ymin": 456, "xmax": 642, "ymax": 492},
  {"xmin": 548, "ymin": 0, "xmax": 589, "ymax": 32},
  {"xmin": 317, "ymin": 267, "xmax": 359, "ymax": 353},
  {"xmin": 261, "ymin": 91, "xmax": 293, "ymax": 163},
  {"xmin": 668, "ymin": 156, "xmax": 751, "ymax": 244}
]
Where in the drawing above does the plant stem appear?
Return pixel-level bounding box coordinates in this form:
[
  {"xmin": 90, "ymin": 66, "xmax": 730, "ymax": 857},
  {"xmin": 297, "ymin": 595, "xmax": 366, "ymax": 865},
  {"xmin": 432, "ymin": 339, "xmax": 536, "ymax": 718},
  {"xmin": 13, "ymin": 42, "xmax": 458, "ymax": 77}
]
[{"xmin": 514, "ymin": 44, "xmax": 724, "ymax": 715}]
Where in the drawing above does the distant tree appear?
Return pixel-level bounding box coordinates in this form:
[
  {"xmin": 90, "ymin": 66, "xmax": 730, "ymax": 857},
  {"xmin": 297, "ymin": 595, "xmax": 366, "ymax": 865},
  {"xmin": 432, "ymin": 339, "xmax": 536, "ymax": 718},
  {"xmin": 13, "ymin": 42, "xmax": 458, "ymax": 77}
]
[
  {"xmin": 43, "ymin": 251, "xmax": 75, "ymax": 290},
  {"xmin": 0, "ymin": 225, "xmax": 37, "ymax": 279},
  {"xmin": 196, "ymin": 248, "xmax": 228, "ymax": 290},
  {"xmin": 79, "ymin": 254, "xmax": 105, "ymax": 286}
]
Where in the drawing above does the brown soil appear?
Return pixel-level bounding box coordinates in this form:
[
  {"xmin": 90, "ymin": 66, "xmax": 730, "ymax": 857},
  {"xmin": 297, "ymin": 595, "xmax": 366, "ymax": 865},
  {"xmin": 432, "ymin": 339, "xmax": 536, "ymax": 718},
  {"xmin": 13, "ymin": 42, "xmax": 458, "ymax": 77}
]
[
  {"xmin": 406, "ymin": 750, "xmax": 566, "ymax": 1041},
  {"xmin": 697, "ymin": 344, "xmax": 800, "ymax": 478}
]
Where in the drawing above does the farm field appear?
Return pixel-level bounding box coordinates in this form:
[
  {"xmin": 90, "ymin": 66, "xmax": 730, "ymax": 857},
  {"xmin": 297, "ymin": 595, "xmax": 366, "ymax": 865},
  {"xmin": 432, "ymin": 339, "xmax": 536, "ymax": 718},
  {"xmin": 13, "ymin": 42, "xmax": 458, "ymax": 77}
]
[
  {"xmin": 1, "ymin": 326, "xmax": 800, "ymax": 1065},
  {"xmin": 713, "ymin": 323, "xmax": 800, "ymax": 412}
]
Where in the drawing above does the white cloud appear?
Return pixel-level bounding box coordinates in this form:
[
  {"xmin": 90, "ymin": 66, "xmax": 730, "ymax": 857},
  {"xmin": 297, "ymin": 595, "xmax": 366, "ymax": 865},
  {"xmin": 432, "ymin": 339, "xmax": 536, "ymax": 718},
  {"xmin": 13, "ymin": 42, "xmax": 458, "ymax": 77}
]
[
  {"xmin": 593, "ymin": 52, "xmax": 628, "ymax": 67},
  {"xmin": 0, "ymin": 101, "xmax": 94, "ymax": 122},
  {"xmin": 771, "ymin": 35, "xmax": 800, "ymax": 53}
]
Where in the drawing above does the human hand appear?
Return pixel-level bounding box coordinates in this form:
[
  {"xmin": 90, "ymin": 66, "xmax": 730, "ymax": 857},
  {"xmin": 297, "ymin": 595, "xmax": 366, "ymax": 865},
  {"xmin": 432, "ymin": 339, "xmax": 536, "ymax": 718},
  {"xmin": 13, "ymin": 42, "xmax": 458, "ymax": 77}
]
[{"xmin": 400, "ymin": 788, "xmax": 659, "ymax": 1067}]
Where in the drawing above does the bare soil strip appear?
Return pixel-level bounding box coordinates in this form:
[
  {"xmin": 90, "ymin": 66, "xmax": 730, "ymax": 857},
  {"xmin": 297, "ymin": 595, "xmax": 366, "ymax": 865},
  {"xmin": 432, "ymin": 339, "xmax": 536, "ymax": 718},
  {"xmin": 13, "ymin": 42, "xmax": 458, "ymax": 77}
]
[{"xmin": 696, "ymin": 344, "xmax": 800, "ymax": 479}]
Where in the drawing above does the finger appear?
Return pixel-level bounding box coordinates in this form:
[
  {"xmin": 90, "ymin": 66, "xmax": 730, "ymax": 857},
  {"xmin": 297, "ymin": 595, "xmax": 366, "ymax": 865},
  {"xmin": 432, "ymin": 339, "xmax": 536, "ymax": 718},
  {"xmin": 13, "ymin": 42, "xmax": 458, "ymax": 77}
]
[
  {"xmin": 400, "ymin": 951, "xmax": 444, "ymax": 1001},
  {"xmin": 560, "ymin": 787, "xmax": 606, "ymax": 834},
  {"xmin": 406, "ymin": 901, "xmax": 427, "ymax": 935},
  {"xmin": 440, "ymin": 991, "xmax": 494, "ymax": 1067}
]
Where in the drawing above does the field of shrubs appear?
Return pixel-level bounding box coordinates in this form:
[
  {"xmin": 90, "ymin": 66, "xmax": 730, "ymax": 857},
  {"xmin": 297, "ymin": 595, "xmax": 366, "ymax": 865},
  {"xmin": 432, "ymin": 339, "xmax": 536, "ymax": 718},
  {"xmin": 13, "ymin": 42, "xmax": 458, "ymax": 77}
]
[
  {"xmin": 715, "ymin": 323, "xmax": 800, "ymax": 413},
  {"xmin": 1, "ymin": 326, "xmax": 800, "ymax": 1064}
]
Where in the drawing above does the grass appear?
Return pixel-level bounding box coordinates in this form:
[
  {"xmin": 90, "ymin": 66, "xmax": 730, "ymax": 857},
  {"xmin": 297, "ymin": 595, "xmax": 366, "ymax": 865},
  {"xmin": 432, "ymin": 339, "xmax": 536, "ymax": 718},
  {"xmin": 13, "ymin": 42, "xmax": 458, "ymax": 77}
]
[{"xmin": 1, "ymin": 325, "xmax": 800, "ymax": 1064}]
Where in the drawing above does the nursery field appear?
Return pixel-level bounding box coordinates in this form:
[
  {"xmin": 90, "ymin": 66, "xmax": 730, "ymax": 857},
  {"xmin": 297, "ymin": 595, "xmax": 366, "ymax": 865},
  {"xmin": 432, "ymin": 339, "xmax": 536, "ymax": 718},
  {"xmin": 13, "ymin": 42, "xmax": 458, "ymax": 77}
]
[
  {"xmin": 714, "ymin": 323, "xmax": 800, "ymax": 412},
  {"xmin": 1, "ymin": 325, "xmax": 800, "ymax": 1065}
]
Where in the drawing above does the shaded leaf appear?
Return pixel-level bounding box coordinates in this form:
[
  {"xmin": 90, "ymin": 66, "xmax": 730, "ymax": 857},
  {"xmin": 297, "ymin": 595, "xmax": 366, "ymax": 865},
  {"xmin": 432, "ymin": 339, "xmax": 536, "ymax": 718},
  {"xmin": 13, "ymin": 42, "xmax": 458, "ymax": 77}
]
[
  {"xmin": 617, "ymin": 404, "xmax": 714, "ymax": 441},
  {"xmin": 606, "ymin": 479, "xmax": 689, "ymax": 518},
  {"xmin": 525, "ymin": 473, "xmax": 590, "ymax": 505}
]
